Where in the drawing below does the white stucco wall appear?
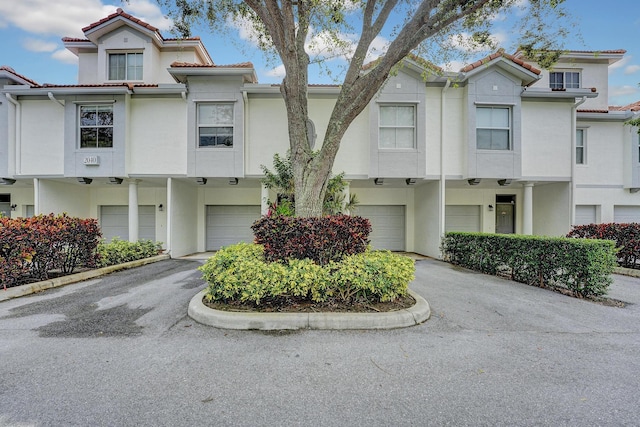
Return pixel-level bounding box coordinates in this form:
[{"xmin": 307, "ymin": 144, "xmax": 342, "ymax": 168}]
[
  {"xmin": 441, "ymin": 88, "xmax": 466, "ymax": 177},
  {"xmin": 446, "ymin": 186, "xmax": 524, "ymax": 234},
  {"xmin": 38, "ymin": 180, "xmax": 90, "ymax": 217},
  {"xmin": 169, "ymin": 178, "xmax": 198, "ymax": 257},
  {"xmin": 575, "ymin": 120, "xmax": 626, "ymax": 186},
  {"xmin": 129, "ymin": 98, "xmax": 187, "ymax": 175},
  {"xmin": 521, "ymin": 101, "xmax": 572, "ymax": 179},
  {"xmin": 245, "ymin": 97, "xmax": 289, "ymax": 176},
  {"xmin": 413, "ymin": 181, "xmax": 441, "ymax": 257},
  {"xmin": 532, "ymin": 182, "xmax": 571, "ymax": 235},
  {"xmin": 20, "ymin": 100, "xmax": 64, "ymax": 176}
]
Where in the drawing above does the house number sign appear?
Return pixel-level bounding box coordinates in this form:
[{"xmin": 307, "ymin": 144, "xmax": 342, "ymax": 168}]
[{"xmin": 83, "ymin": 156, "xmax": 100, "ymax": 165}]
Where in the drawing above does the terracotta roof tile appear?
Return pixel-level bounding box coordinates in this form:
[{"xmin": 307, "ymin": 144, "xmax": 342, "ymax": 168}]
[
  {"xmin": 577, "ymin": 109, "xmax": 610, "ymax": 113},
  {"xmin": 170, "ymin": 61, "xmax": 254, "ymax": 69},
  {"xmin": 61, "ymin": 37, "xmax": 91, "ymax": 43},
  {"xmin": 461, "ymin": 50, "xmax": 541, "ymax": 75},
  {"xmin": 40, "ymin": 83, "xmax": 158, "ymax": 90},
  {"xmin": 82, "ymin": 8, "xmax": 160, "ymax": 36},
  {"xmin": 611, "ymin": 101, "xmax": 640, "ymax": 112},
  {"xmin": 0, "ymin": 66, "xmax": 39, "ymax": 86}
]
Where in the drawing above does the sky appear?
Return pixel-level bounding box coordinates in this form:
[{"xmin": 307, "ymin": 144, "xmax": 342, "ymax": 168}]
[{"xmin": 1, "ymin": 0, "xmax": 640, "ymax": 107}]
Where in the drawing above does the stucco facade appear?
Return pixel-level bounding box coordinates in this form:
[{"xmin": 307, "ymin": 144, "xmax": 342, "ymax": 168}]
[{"xmin": 1, "ymin": 9, "xmax": 639, "ymax": 258}]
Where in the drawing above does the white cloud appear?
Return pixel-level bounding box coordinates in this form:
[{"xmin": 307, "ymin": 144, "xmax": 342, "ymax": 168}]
[
  {"xmin": 23, "ymin": 38, "xmax": 57, "ymax": 53},
  {"xmin": 624, "ymin": 65, "xmax": 640, "ymax": 75},
  {"xmin": 265, "ymin": 64, "xmax": 286, "ymax": 79},
  {"xmin": 448, "ymin": 31, "xmax": 508, "ymax": 54},
  {"xmin": 440, "ymin": 60, "xmax": 468, "ymax": 72},
  {"xmin": 609, "ymin": 55, "xmax": 630, "ymax": 71},
  {"xmin": 610, "ymin": 85, "xmax": 639, "ymax": 97},
  {"xmin": 0, "ymin": 0, "xmax": 170, "ymax": 38},
  {"xmin": 52, "ymin": 49, "xmax": 79, "ymax": 65}
]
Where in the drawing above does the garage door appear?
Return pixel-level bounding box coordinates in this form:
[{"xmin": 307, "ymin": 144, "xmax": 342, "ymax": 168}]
[
  {"xmin": 357, "ymin": 205, "xmax": 405, "ymax": 251},
  {"xmin": 575, "ymin": 205, "xmax": 597, "ymax": 226},
  {"xmin": 100, "ymin": 205, "xmax": 156, "ymax": 242},
  {"xmin": 445, "ymin": 205, "xmax": 481, "ymax": 232},
  {"xmin": 614, "ymin": 205, "xmax": 640, "ymax": 223},
  {"xmin": 206, "ymin": 205, "xmax": 261, "ymax": 250}
]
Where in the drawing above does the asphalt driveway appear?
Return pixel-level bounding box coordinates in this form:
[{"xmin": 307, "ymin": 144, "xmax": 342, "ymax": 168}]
[{"xmin": 1, "ymin": 257, "xmax": 639, "ymax": 426}]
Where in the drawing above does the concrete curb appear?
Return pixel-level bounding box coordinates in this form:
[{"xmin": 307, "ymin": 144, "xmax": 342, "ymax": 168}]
[
  {"xmin": 614, "ymin": 266, "xmax": 640, "ymax": 278},
  {"xmin": 188, "ymin": 289, "xmax": 431, "ymax": 330},
  {"xmin": 0, "ymin": 254, "xmax": 171, "ymax": 302}
]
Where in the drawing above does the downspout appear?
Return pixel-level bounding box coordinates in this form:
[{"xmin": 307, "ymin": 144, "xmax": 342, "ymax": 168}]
[
  {"xmin": 242, "ymin": 90, "xmax": 249, "ymax": 178},
  {"xmin": 47, "ymin": 92, "xmax": 64, "ymax": 107},
  {"xmin": 5, "ymin": 94, "xmax": 21, "ymax": 176},
  {"xmin": 439, "ymin": 79, "xmax": 451, "ymax": 258},
  {"xmin": 571, "ymin": 96, "xmax": 587, "ymax": 226}
]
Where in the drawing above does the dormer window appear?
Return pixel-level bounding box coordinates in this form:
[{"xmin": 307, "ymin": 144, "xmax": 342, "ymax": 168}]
[
  {"xmin": 109, "ymin": 52, "xmax": 143, "ymax": 80},
  {"xmin": 550, "ymin": 71, "xmax": 580, "ymax": 89}
]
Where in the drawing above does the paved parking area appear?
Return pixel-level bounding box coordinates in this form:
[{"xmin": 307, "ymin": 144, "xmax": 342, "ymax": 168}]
[{"xmin": 1, "ymin": 257, "xmax": 639, "ymax": 426}]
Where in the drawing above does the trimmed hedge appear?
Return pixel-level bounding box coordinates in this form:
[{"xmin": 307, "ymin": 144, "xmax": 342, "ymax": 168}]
[
  {"xmin": 567, "ymin": 223, "xmax": 640, "ymax": 268},
  {"xmin": 251, "ymin": 214, "xmax": 371, "ymax": 265},
  {"xmin": 0, "ymin": 214, "xmax": 101, "ymax": 289},
  {"xmin": 97, "ymin": 237, "xmax": 162, "ymax": 267},
  {"xmin": 441, "ymin": 232, "xmax": 617, "ymax": 298},
  {"xmin": 199, "ymin": 243, "xmax": 415, "ymax": 306}
]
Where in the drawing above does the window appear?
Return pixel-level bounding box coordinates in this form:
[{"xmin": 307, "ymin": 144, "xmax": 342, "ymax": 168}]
[
  {"xmin": 476, "ymin": 107, "xmax": 510, "ymax": 150},
  {"xmin": 79, "ymin": 105, "xmax": 113, "ymax": 148},
  {"xmin": 109, "ymin": 52, "xmax": 143, "ymax": 80},
  {"xmin": 198, "ymin": 103, "xmax": 234, "ymax": 147},
  {"xmin": 576, "ymin": 129, "xmax": 585, "ymax": 164},
  {"xmin": 379, "ymin": 105, "xmax": 415, "ymax": 149},
  {"xmin": 550, "ymin": 71, "xmax": 580, "ymax": 89}
]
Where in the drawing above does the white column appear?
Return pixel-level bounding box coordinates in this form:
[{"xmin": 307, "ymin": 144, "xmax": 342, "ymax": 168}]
[
  {"xmin": 166, "ymin": 178, "xmax": 172, "ymax": 256},
  {"xmin": 261, "ymin": 184, "xmax": 269, "ymax": 216},
  {"xmin": 523, "ymin": 182, "xmax": 534, "ymax": 235},
  {"xmin": 342, "ymin": 181, "xmax": 351, "ymax": 215},
  {"xmin": 33, "ymin": 178, "xmax": 39, "ymax": 215},
  {"xmin": 128, "ymin": 179, "xmax": 139, "ymax": 242}
]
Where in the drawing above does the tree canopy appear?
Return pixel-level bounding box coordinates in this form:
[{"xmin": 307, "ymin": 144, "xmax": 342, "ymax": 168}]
[{"xmin": 159, "ymin": 0, "xmax": 571, "ymax": 217}]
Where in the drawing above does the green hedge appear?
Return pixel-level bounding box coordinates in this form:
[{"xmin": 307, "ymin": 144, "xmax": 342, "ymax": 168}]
[
  {"xmin": 199, "ymin": 243, "xmax": 415, "ymax": 306},
  {"xmin": 441, "ymin": 232, "xmax": 617, "ymax": 298},
  {"xmin": 97, "ymin": 238, "xmax": 162, "ymax": 267}
]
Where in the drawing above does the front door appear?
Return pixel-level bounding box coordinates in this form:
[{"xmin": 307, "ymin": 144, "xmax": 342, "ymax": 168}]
[{"xmin": 496, "ymin": 204, "xmax": 514, "ymax": 233}]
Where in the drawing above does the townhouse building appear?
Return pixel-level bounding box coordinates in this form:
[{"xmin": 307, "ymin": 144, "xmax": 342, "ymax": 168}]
[{"xmin": 1, "ymin": 8, "xmax": 639, "ymax": 258}]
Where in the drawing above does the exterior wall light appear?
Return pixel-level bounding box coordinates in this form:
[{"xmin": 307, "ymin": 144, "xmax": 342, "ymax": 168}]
[
  {"xmin": 229, "ymin": 178, "xmax": 239, "ymax": 185},
  {"xmin": 10, "ymin": 204, "xmax": 17, "ymax": 211},
  {"xmin": 108, "ymin": 177, "xmax": 123, "ymax": 184},
  {"xmin": 77, "ymin": 177, "xmax": 93, "ymax": 184},
  {"xmin": 374, "ymin": 178, "xmax": 384, "ymax": 185},
  {"xmin": 405, "ymin": 178, "xmax": 417, "ymax": 185},
  {"xmin": 498, "ymin": 179, "xmax": 512, "ymax": 186},
  {"xmin": 488, "ymin": 204, "xmax": 494, "ymax": 211},
  {"xmin": 158, "ymin": 204, "xmax": 163, "ymax": 212},
  {"xmin": 467, "ymin": 178, "xmax": 481, "ymax": 186},
  {"xmin": 0, "ymin": 178, "xmax": 16, "ymax": 185},
  {"xmin": 196, "ymin": 177, "xmax": 207, "ymax": 185}
]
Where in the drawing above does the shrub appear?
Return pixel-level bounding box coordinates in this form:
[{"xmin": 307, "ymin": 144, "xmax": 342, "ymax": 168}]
[
  {"xmin": 0, "ymin": 214, "xmax": 101, "ymax": 288},
  {"xmin": 198, "ymin": 243, "xmax": 414, "ymax": 306},
  {"xmin": 441, "ymin": 232, "xmax": 617, "ymax": 298},
  {"xmin": 251, "ymin": 214, "xmax": 371, "ymax": 265},
  {"xmin": 97, "ymin": 238, "xmax": 162, "ymax": 267},
  {"xmin": 567, "ymin": 223, "xmax": 640, "ymax": 268}
]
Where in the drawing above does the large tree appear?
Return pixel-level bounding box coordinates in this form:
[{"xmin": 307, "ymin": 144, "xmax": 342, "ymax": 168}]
[{"xmin": 161, "ymin": 0, "xmax": 569, "ymax": 217}]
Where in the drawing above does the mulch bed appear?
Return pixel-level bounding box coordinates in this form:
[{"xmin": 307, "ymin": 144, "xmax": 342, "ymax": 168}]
[{"xmin": 203, "ymin": 294, "xmax": 416, "ymax": 313}]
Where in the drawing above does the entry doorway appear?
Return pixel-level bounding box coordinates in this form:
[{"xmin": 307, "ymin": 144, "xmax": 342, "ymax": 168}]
[{"xmin": 496, "ymin": 195, "xmax": 515, "ymax": 234}]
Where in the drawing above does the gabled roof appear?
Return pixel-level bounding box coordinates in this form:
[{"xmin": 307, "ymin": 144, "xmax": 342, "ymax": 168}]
[
  {"xmin": 611, "ymin": 101, "xmax": 640, "ymax": 112},
  {"xmin": 168, "ymin": 61, "xmax": 258, "ymax": 84},
  {"xmin": 461, "ymin": 50, "xmax": 541, "ymax": 75},
  {"xmin": 0, "ymin": 66, "xmax": 39, "ymax": 87},
  {"xmin": 63, "ymin": 8, "xmax": 213, "ymax": 65}
]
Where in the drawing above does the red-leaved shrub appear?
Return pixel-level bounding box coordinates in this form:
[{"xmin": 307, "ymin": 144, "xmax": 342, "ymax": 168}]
[
  {"xmin": 251, "ymin": 214, "xmax": 371, "ymax": 265},
  {"xmin": 567, "ymin": 222, "xmax": 640, "ymax": 268}
]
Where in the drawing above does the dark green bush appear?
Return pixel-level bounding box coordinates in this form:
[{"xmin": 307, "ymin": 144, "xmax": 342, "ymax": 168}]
[
  {"xmin": 97, "ymin": 237, "xmax": 162, "ymax": 267},
  {"xmin": 251, "ymin": 214, "xmax": 371, "ymax": 265},
  {"xmin": 441, "ymin": 232, "xmax": 617, "ymax": 298},
  {"xmin": 199, "ymin": 243, "xmax": 414, "ymax": 306}
]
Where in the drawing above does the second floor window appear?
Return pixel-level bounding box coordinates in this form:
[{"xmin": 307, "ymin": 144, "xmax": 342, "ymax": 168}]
[
  {"xmin": 198, "ymin": 103, "xmax": 234, "ymax": 147},
  {"xmin": 379, "ymin": 105, "xmax": 415, "ymax": 149},
  {"xmin": 550, "ymin": 71, "xmax": 580, "ymax": 89},
  {"xmin": 576, "ymin": 129, "xmax": 585, "ymax": 164},
  {"xmin": 109, "ymin": 52, "xmax": 143, "ymax": 80},
  {"xmin": 80, "ymin": 105, "xmax": 113, "ymax": 148},
  {"xmin": 476, "ymin": 106, "xmax": 510, "ymax": 150}
]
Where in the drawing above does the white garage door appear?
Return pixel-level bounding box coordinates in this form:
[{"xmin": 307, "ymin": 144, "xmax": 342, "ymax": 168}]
[
  {"xmin": 206, "ymin": 205, "xmax": 261, "ymax": 250},
  {"xmin": 100, "ymin": 205, "xmax": 156, "ymax": 242},
  {"xmin": 357, "ymin": 205, "xmax": 405, "ymax": 251},
  {"xmin": 614, "ymin": 205, "xmax": 640, "ymax": 223},
  {"xmin": 575, "ymin": 205, "xmax": 597, "ymax": 226},
  {"xmin": 445, "ymin": 205, "xmax": 481, "ymax": 233}
]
